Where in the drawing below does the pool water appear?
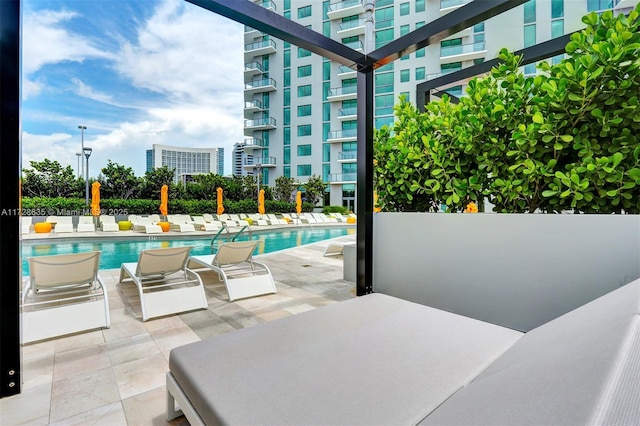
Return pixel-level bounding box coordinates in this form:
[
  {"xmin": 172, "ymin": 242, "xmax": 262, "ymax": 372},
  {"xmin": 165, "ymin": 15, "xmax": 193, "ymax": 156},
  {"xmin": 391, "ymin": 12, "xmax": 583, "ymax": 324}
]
[{"xmin": 22, "ymin": 227, "xmax": 355, "ymax": 275}]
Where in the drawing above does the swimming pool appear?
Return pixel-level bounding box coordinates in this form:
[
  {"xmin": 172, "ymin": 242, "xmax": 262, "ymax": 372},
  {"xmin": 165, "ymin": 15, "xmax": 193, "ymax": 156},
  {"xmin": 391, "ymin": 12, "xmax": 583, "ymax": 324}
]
[{"xmin": 22, "ymin": 227, "xmax": 355, "ymax": 275}]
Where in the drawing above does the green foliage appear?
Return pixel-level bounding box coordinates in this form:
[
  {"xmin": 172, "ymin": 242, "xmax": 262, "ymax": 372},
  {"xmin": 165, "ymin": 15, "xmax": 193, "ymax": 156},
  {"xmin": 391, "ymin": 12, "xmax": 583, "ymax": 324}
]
[
  {"xmin": 322, "ymin": 205, "xmax": 349, "ymax": 214},
  {"xmin": 302, "ymin": 174, "xmax": 327, "ymax": 206},
  {"xmin": 138, "ymin": 166, "xmax": 175, "ymax": 199},
  {"xmin": 273, "ymin": 176, "xmax": 297, "ymax": 202},
  {"xmin": 99, "ymin": 160, "xmax": 140, "ymax": 199},
  {"xmin": 22, "ymin": 160, "xmax": 82, "ymax": 198},
  {"xmin": 374, "ymin": 5, "xmax": 640, "ymax": 213}
]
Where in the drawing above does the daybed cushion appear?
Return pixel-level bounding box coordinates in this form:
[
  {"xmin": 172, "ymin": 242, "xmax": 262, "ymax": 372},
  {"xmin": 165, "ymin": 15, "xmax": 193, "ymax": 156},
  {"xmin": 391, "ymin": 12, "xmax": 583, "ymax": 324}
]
[
  {"xmin": 421, "ymin": 277, "xmax": 640, "ymax": 425},
  {"xmin": 169, "ymin": 293, "xmax": 522, "ymax": 425}
]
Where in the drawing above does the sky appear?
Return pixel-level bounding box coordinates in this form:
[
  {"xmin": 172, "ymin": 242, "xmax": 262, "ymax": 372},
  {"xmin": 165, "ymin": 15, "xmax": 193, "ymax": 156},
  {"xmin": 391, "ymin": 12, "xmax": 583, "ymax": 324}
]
[{"xmin": 22, "ymin": 0, "xmax": 245, "ymax": 178}]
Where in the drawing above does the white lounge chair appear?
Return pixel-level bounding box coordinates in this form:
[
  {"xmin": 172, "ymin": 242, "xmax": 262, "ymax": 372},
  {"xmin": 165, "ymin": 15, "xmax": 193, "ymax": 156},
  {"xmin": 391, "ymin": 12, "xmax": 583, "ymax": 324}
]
[
  {"xmin": 169, "ymin": 215, "xmax": 196, "ymax": 232},
  {"xmin": 47, "ymin": 216, "xmax": 74, "ymax": 233},
  {"xmin": 77, "ymin": 216, "xmax": 96, "ymax": 232},
  {"xmin": 21, "ymin": 216, "xmax": 32, "ymax": 234},
  {"xmin": 119, "ymin": 246, "xmax": 207, "ymax": 321},
  {"xmin": 267, "ymin": 214, "xmax": 287, "ymax": 225},
  {"xmin": 22, "ymin": 251, "xmax": 110, "ymax": 343},
  {"xmin": 100, "ymin": 215, "xmax": 119, "ymax": 232},
  {"xmin": 192, "ymin": 216, "xmax": 221, "ymax": 231},
  {"xmin": 189, "ymin": 241, "xmax": 277, "ymax": 302},
  {"xmin": 132, "ymin": 217, "xmax": 163, "ymax": 233}
]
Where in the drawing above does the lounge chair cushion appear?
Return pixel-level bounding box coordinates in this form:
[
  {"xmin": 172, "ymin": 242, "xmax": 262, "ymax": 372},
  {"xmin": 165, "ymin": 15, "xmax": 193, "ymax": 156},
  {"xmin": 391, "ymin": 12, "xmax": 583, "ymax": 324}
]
[{"xmin": 169, "ymin": 293, "xmax": 522, "ymax": 425}]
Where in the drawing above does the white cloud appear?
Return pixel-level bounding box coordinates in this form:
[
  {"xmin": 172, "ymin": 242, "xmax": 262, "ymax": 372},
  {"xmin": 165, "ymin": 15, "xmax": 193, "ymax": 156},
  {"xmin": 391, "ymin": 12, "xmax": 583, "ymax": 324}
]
[{"xmin": 22, "ymin": 9, "xmax": 113, "ymax": 74}]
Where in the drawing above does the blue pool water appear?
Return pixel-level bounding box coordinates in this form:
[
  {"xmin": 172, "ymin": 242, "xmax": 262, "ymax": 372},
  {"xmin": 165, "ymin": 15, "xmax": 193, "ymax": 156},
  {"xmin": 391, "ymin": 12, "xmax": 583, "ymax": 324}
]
[{"xmin": 22, "ymin": 227, "xmax": 355, "ymax": 275}]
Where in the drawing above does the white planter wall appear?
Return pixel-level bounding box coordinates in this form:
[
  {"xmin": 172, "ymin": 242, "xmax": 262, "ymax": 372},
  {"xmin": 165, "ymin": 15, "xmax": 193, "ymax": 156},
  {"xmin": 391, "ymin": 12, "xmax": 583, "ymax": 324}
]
[{"xmin": 373, "ymin": 213, "xmax": 640, "ymax": 331}]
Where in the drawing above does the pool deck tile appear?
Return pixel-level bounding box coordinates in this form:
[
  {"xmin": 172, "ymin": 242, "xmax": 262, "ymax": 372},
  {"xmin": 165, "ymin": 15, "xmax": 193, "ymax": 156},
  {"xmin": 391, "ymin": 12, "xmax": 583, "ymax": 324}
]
[{"xmin": 4, "ymin": 234, "xmax": 356, "ymax": 425}]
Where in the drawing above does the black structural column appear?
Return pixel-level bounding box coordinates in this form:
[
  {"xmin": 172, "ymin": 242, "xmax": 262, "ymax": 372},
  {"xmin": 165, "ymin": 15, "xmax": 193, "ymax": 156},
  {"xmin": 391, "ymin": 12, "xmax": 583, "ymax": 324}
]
[
  {"xmin": 356, "ymin": 68, "xmax": 374, "ymax": 296},
  {"xmin": 0, "ymin": 0, "xmax": 22, "ymax": 398}
]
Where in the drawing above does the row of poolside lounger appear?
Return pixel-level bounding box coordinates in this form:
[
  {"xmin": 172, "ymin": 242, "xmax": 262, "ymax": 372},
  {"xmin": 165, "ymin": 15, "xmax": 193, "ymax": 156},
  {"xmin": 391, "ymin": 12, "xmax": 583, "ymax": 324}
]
[{"xmin": 21, "ymin": 212, "xmax": 356, "ymax": 234}]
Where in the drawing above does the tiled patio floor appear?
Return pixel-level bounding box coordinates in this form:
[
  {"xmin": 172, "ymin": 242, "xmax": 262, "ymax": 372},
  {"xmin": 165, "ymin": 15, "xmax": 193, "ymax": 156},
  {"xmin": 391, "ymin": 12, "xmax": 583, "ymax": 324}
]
[{"xmin": 1, "ymin": 236, "xmax": 355, "ymax": 425}]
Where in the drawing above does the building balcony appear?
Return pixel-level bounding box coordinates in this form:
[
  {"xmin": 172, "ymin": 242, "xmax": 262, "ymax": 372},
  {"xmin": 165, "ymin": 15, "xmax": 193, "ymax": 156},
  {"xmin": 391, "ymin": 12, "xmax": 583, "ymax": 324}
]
[
  {"xmin": 243, "ymin": 156, "xmax": 277, "ymax": 168},
  {"xmin": 338, "ymin": 18, "xmax": 366, "ymax": 38},
  {"xmin": 327, "ymin": 0, "xmax": 364, "ymax": 20},
  {"xmin": 327, "ymin": 85, "xmax": 357, "ymax": 102},
  {"xmin": 244, "ymin": 99, "xmax": 265, "ymax": 115},
  {"xmin": 244, "ymin": 38, "xmax": 277, "ymax": 56},
  {"xmin": 244, "ymin": 61, "xmax": 265, "ymax": 79},
  {"xmin": 440, "ymin": 0, "xmax": 472, "ymax": 12},
  {"xmin": 338, "ymin": 107, "xmax": 357, "ymax": 121},
  {"xmin": 244, "ymin": 78, "xmax": 277, "ymax": 95},
  {"xmin": 244, "ymin": 26, "xmax": 262, "ymax": 40},
  {"xmin": 440, "ymin": 42, "xmax": 487, "ymax": 64},
  {"xmin": 243, "ymin": 137, "xmax": 264, "ymax": 153},
  {"xmin": 327, "ymin": 129, "xmax": 357, "ymax": 143},
  {"xmin": 244, "ymin": 117, "xmax": 276, "ymax": 132},
  {"xmin": 338, "ymin": 65, "xmax": 357, "ymax": 79},
  {"xmin": 329, "ymin": 172, "xmax": 357, "ymax": 184},
  {"xmin": 253, "ymin": 0, "xmax": 276, "ymax": 12},
  {"xmin": 338, "ymin": 151, "xmax": 357, "ymax": 162},
  {"xmin": 344, "ymin": 39, "xmax": 364, "ymax": 52}
]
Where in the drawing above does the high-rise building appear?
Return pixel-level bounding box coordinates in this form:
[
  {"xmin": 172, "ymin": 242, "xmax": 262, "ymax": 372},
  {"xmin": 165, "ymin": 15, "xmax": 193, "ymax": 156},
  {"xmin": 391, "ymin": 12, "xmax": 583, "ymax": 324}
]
[
  {"xmin": 232, "ymin": 141, "xmax": 249, "ymax": 177},
  {"xmin": 146, "ymin": 143, "xmax": 224, "ymax": 183},
  {"xmin": 243, "ymin": 0, "xmax": 638, "ymax": 210}
]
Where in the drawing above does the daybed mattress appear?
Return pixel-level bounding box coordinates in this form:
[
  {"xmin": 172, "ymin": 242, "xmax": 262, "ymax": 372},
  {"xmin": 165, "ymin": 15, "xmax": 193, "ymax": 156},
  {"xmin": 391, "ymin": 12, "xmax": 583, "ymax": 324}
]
[{"xmin": 169, "ymin": 293, "xmax": 522, "ymax": 425}]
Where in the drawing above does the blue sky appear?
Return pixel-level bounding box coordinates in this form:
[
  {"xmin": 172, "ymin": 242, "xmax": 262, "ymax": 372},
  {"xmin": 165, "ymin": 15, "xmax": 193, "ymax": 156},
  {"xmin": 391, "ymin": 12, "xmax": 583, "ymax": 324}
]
[{"xmin": 22, "ymin": 0, "xmax": 244, "ymax": 177}]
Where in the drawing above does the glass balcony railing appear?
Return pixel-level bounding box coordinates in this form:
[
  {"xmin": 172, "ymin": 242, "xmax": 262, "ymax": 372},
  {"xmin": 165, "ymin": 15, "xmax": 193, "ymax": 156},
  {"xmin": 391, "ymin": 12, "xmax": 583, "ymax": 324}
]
[
  {"xmin": 338, "ymin": 65, "xmax": 356, "ymax": 74},
  {"xmin": 244, "ymin": 100, "xmax": 264, "ymax": 110},
  {"xmin": 328, "ymin": 85, "xmax": 357, "ymax": 97},
  {"xmin": 339, "ymin": 107, "xmax": 357, "ymax": 117},
  {"xmin": 344, "ymin": 39, "xmax": 364, "ymax": 51},
  {"xmin": 244, "ymin": 38, "xmax": 277, "ymax": 52},
  {"xmin": 440, "ymin": 41, "xmax": 486, "ymax": 58},
  {"xmin": 329, "ymin": 173, "xmax": 357, "ymax": 182},
  {"xmin": 256, "ymin": 0, "xmax": 276, "ymax": 11},
  {"xmin": 244, "ymin": 117, "xmax": 276, "ymax": 128},
  {"xmin": 339, "ymin": 18, "xmax": 365, "ymax": 31},
  {"xmin": 328, "ymin": 0, "xmax": 362, "ymax": 13},
  {"xmin": 244, "ymin": 61, "xmax": 265, "ymax": 73},
  {"xmin": 244, "ymin": 78, "xmax": 277, "ymax": 90},
  {"xmin": 243, "ymin": 156, "xmax": 276, "ymax": 166},
  {"xmin": 339, "ymin": 151, "xmax": 357, "ymax": 161},
  {"xmin": 243, "ymin": 138, "xmax": 264, "ymax": 148},
  {"xmin": 328, "ymin": 129, "xmax": 357, "ymax": 139}
]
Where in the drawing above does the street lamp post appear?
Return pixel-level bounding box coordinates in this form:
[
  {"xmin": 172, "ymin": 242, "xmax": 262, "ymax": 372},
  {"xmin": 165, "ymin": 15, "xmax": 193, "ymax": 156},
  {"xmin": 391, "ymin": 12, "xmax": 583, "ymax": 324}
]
[
  {"xmin": 83, "ymin": 147, "xmax": 92, "ymax": 205},
  {"xmin": 76, "ymin": 153, "xmax": 82, "ymax": 178},
  {"xmin": 78, "ymin": 125, "xmax": 87, "ymax": 177}
]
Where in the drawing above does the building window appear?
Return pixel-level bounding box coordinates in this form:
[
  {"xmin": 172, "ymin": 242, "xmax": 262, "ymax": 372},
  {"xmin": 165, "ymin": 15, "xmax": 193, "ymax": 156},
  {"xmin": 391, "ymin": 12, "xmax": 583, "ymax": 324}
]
[
  {"xmin": 284, "ymin": 127, "xmax": 290, "ymax": 145},
  {"xmin": 283, "ymin": 88, "xmax": 290, "ymax": 106},
  {"xmin": 283, "ymin": 146, "xmax": 290, "ymax": 164},
  {"xmin": 551, "ymin": 19, "xmax": 564, "ymax": 37},
  {"xmin": 551, "ymin": 0, "xmax": 564, "ymax": 18},
  {"xmin": 323, "ymin": 122, "xmax": 331, "ymax": 142},
  {"xmin": 322, "ymin": 61, "xmax": 331, "ymax": 80},
  {"xmin": 524, "ymin": 24, "xmax": 536, "ymax": 47},
  {"xmin": 400, "ymin": 91, "xmax": 410, "ymax": 102},
  {"xmin": 283, "ymin": 107, "xmax": 290, "ymax": 125},
  {"xmin": 375, "ymin": 28, "xmax": 394, "ymax": 49},
  {"xmin": 416, "ymin": 0, "xmax": 425, "ymax": 12},
  {"xmin": 323, "ymin": 163, "xmax": 331, "ymax": 183},
  {"xmin": 284, "ymin": 69, "xmax": 291, "ymax": 87},
  {"xmin": 587, "ymin": 0, "xmax": 613, "ymax": 12},
  {"xmin": 297, "ymin": 104, "xmax": 312, "ymax": 116},
  {"xmin": 297, "ymin": 144, "xmax": 312, "ymax": 156},
  {"xmin": 323, "ymin": 102, "xmax": 330, "ymax": 121},
  {"xmin": 283, "ymin": 165, "xmax": 291, "ymax": 178},
  {"xmin": 283, "ymin": 49, "xmax": 290, "ymax": 68},
  {"xmin": 298, "ymin": 64, "xmax": 312, "ymax": 77},
  {"xmin": 441, "ymin": 62, "xmax": 462, "ymax": 72},
  {"xmin": 524, "ymin": 0, "xmax": 536, "ymax": 24},
  {"xmin": 297, "ymin": 124, "xmax": 312, "ymax": 136},
  {"xmin": 375, "ymin": 7, "xmax": 394, "ymax": 30},
  {"xmin": 297, "ymin": 165, "xmax": 312, "ymax": 176},
  {"xmin": 400, "ymin": 69, "xmax": 410, "ymax": 82},
  {"xmin": 298, "ymin": 5, "xmax": 311, "ymax": 19},
  {"xmin": 400, "ymin": 2, "xmax": 410, "ymax": 15},
  {"xmin": 375, "ymin": 72, "xmax": 394, "ymax": 94},
  {"xmin": 298, "ymin": 47, "xmax": 312, "ymax": 58},
  {"xmin": 298, "ymin": 84, "xmax": 312, "ymax": 97},
  {"xmin": 323, "ymin": 143, "xmax": 331, "ymax": 162},
  {"xmin": 441, "ymin": 38, "xmax": 462, "ymax": 56},
  {"xmin": 415, "ymin": 67, "xmax": 425, "ymax": 80}
]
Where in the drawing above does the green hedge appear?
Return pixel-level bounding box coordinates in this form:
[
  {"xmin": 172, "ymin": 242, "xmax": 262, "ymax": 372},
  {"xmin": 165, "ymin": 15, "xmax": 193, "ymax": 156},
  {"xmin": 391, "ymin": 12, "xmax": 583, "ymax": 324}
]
[{"xmin": 21, "ymin": 197, "xmax": 314, "ymax": 216}]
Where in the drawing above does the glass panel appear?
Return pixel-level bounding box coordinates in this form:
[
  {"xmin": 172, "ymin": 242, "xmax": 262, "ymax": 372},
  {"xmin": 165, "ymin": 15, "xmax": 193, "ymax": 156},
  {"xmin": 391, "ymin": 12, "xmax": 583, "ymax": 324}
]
[
  {"xmin": 551, "ymin": 0, "xmax": 564, "ymax": 18},
  {"xmin": 524, "ymin": 0, "xmax": 536, "ymax": 24}
]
